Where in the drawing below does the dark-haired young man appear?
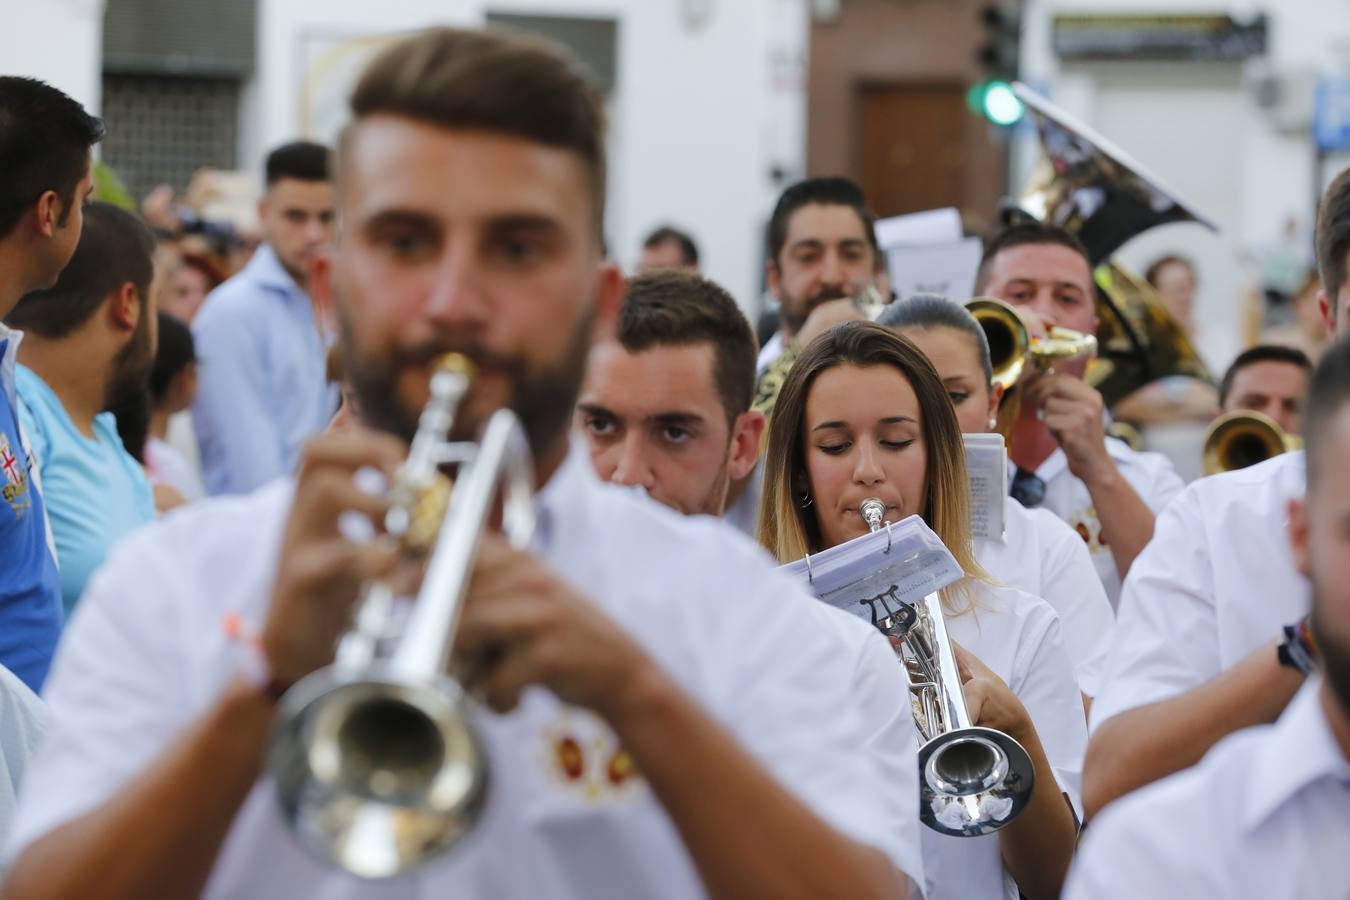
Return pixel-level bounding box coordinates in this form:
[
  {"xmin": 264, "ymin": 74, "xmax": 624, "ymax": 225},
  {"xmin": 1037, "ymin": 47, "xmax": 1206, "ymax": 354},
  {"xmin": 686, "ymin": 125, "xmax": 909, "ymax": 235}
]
[
  {"xmin": 756, "ymin": 176, "xmax": 879, "ymax": 374},
  {"xmin": 1083, "ymin": 168, "xmax": 1350, "ymax": 820},
  {"xmin": 5, "ymin": 28, "xmax": 915, "ymax": 900},
  {"xmin": 6, "ymin": 202, "xmax": 157, "ymax": 619},
  {"xmin": 192, "ymin": 140, "xmax": 338, "ymax": 496},
  {"xmin": 1067, "ymin": 335, "xmax": 1350, "ymax": 899},
  {"xmin": 637, "ymin": 225, "xmax": 699, "ymax": 272},
  {"xmin": 577, "ymin": 270, "xmax": 762, "ymax": 515},
  {"xmin": 1217, "ymin": 343, "xmax": 1312, "ymax": 437},
  {"xmin": 0, "ymin": 76, "xmax": 103, "ymax": 691},
  {"xmin": 977, "ymin": 222, "xmax": 1185, "ymax": 607}
]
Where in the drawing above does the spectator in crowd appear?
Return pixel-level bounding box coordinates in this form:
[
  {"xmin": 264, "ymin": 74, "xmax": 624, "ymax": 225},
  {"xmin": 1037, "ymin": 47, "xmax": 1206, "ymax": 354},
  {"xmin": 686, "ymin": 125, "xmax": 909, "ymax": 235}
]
[
  {"xmin": 637, "ymin": 224, "xmax": 700, "ymax": 272},
  {"xmin": 1145, "ymin": 254, "xmax": 1199, "ymax": 337},
  {"xmin": 145, "ymin": 311, "xmax": 203, "ymax": 503},
  {"xmin": 7, "ymin": 202, "xmax": 157, "ymax": 618},
  {"xmin": 1217, "ymin": 344, "xmax": 1313, "ymax": 437},
  {"xmin": 161, "ymin": 252, "xmax": 223, "ymax": 324},
  {"xmin": 191, "ymin": 141, "xmax": 338, "ymax": 496},
  {"xmin": 1262, "ymin": 271, "xmax": 1331, "ymax": 363},
  {"xmin": 0, "ymin": 76, "xmax": 103, "ymax": 691}
]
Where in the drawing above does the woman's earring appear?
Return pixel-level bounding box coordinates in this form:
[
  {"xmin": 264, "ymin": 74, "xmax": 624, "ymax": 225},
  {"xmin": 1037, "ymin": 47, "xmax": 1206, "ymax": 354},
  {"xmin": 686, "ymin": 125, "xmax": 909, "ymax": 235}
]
[
  {"xmin": 988, "ymin": 417, "xmax": 998, "ymax": 430},
  {"xmin": 799, "ymin": 490, "xmax": 814, "ymax": 509}
]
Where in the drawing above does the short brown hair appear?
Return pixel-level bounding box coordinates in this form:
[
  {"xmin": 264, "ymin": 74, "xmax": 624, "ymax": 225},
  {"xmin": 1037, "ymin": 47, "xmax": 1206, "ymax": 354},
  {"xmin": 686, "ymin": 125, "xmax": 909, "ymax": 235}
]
[
  {"xmin": 1317, "ymin": 166, "xmax": 1350, "ymax": 307},
  {"xmin": 975, "ymin": 221, "xmax": 1092, "ymax": 293},
  {"xmin": 347, "ymin": 27, "xmax": 607, "ymax": 231},
  {"xmin": 619, "ymin": 271, "xmax": 757, "ymax": 423}
]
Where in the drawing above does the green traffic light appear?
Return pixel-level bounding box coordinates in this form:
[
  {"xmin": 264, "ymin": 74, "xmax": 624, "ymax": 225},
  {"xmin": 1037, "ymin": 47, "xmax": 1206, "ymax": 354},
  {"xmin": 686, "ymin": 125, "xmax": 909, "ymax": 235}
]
[{"xmin": 972, "ymin": 79, "xmax": 1025, "ymax": 126}]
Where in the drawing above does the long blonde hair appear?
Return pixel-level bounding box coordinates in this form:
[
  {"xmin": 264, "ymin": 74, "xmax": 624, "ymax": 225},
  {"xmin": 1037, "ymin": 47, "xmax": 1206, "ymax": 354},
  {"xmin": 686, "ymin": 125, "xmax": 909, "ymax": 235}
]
[{"xmin": 756, "ymin": 321, "xmax": 987, "ymax": 611}]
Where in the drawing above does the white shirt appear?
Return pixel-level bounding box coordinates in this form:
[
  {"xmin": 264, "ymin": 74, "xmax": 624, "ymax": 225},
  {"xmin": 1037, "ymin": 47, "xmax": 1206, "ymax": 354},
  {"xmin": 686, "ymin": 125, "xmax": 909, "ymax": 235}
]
[
  {"xmin": 1030, "ymin": 439, "xmax": 1184, "ymax": 608},
  {"xmin": 145, "ymin": 436, "xmax": 205, "ymax": 502},
  {"xmin": 1065, "ymin": 680, "xmax": 1350, "ymax": 900},
  {"xmin": 0, "ymin": 664, "xmax": 43, "ymax": 881},
  {"xmin": 976, "ymin": 497, "xmax": 1115, "ymax": 697},
  {"xmin": 922, "ymin": 582, "xmax": 1087, "ymax": 900},
  {"xmin": 1089, "ymin": 451, "xmax": 1307, "ymax": 731},
  {"xmin": 756, "ymin": 331, "xmax": 784, "ymax": 377},
  {"xmin": 8, "ymin": 447, "xmax": 922, "ymax": 899}
]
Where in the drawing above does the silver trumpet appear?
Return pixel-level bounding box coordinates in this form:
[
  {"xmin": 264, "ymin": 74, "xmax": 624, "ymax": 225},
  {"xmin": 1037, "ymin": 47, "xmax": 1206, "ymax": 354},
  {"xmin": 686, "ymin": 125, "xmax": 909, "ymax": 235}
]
[
  {"xmin": 267, "ymin": 353, "xmax": 536, "ymax": 878},
  {"xmin": 860, "ymin": 498, "xmax": 1035, "ymax": 837}
]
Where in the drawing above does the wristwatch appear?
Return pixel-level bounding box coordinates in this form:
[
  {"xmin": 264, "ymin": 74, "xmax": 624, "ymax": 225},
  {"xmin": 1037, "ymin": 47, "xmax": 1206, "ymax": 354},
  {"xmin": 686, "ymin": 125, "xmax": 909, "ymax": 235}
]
[{"xmin": 1277, "ymin": 615, "xmax": 1318, "ymax": 675}]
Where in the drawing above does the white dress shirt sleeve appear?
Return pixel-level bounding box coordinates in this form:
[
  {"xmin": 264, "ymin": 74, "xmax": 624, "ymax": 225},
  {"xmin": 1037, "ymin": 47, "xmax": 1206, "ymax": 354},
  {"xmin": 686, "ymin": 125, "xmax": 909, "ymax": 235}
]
[
  {"xmin": 1026, "ymin": 508, "xmax": 1114, "ymax": 698},
  {"xmin": 710, "ymin": 562, "xmax": 923, "ymax": 886},
  {"xmin": 4, "ymin": 530, "xmax": 196, "ymax": 861},
  {"xmin": 1006, "ymin": 598, "xmax": 1089, "ymax": 817},
  {"xmin": 1088, "ymin": 485, "xmax": 1221, "ymax": 731}
]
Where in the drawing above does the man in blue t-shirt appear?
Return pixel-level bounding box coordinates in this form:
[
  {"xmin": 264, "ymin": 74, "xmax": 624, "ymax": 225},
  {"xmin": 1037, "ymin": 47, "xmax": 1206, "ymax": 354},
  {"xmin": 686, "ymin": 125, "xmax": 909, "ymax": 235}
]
[
  {"xmin": 8, "ymin": 203, "xmax": 157, "ymax": 619},
  {"xmin": 0, "ymin": 77, "xmax": 104, "ymax": 691}
]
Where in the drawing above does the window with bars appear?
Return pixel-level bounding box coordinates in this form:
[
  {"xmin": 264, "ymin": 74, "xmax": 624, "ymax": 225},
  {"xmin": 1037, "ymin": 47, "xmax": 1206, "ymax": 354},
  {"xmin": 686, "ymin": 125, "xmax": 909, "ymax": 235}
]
[{"xmin": 99, "ymin": 73, "xmax": 241, "ymax": 205}]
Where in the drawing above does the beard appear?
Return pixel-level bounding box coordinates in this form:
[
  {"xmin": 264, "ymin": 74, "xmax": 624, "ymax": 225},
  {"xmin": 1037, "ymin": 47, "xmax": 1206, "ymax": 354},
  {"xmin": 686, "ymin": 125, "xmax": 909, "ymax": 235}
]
[
  {"xmin": 104, "ymin": 312, "xmax": 155, "ymax": 413},
  {"xmin": 779, "ymin": 284, "xmax": 851, "ymax": 336},
  {"xmin": 339, "ymin": 308, "xmax": 595, "ymax": 459},
  {"xmin": 1312, "ymin": 600, "xmax": 1350, "ymax": 720}
]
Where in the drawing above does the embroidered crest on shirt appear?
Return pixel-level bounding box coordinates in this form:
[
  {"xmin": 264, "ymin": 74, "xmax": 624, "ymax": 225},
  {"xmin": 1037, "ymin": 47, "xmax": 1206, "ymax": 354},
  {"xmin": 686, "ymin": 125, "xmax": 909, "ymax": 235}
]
[
  {"xmin": 541, "ymin": 709, "xmax": 644, "ymax": 802},
  {"xmin": 0, "ymin": 432, "xmax": 30, "ymax": 513},
  {"xmin": 1069, "ymin": 505, "xmax": 1106, "ymax": 553}
]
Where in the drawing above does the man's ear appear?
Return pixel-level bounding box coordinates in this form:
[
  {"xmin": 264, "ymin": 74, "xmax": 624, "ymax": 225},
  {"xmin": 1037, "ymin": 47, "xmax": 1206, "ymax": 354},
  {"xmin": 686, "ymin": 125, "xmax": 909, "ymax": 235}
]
[
  {"xmin": 1319, "ymin": 289, "xmax": 1336, "ymax": 335},
  {"xmin": 591, "ymin": 260, "xmax": 624, "ymax": 344},
  {"xmin": 765, "ymin": 258, "xmax": 781, "ymax": 299},
  {"xmin": 33, "ymin": 190, "xmax": 62, "ymax": 238},
  {"xmin": 308, "ymin": 250, "xmax": 335, "ymax": 333},
  {"xmin": 108, "ymin": 282, "xmax": 140, "ymax": 332},
  {"xmin": 1288, "ymin": 497, "xmax": 1311, "ymax": 579},
  {"xmin": 727, "ymin": 410, "xmax": 766, "ymax": 481}
]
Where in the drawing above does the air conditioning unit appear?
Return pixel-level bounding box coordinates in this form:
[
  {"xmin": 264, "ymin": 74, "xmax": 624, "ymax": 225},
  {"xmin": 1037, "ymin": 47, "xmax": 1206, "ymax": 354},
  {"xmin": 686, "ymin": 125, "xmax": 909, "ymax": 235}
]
[{"xmin": 1249, "ymin": 66, "xmax": 1319, "ymax": 134}]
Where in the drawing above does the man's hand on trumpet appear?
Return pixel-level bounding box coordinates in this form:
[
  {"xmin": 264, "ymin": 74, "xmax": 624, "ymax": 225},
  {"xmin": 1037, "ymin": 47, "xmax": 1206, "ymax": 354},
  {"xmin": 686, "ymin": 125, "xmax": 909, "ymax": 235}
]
[
  {"xmin": 456, "ymin": 532, "xmax": 668, "ymax": 723},
  {"xmin": 261, "ymin": 429, "xmax": 405, "ymax": 688}
]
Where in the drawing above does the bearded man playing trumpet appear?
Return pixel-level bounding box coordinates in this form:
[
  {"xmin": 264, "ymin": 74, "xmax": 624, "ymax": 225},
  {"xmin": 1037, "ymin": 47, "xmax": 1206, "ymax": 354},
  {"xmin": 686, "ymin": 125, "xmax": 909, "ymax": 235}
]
[
  {"xmin": 977, "ymin": 222, "xmax": 1185, "ymax": 608},
  {"xmin": 3, "ymin": 27, "xmax": 916, "ymax": 900}
]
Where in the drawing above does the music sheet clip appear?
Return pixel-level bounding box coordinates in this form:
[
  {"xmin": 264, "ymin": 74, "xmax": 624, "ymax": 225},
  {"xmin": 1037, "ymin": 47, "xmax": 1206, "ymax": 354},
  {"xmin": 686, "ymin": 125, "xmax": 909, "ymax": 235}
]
[{"xmin": 778, "ymin": 515, "xmax": 965, "ymax": 625}]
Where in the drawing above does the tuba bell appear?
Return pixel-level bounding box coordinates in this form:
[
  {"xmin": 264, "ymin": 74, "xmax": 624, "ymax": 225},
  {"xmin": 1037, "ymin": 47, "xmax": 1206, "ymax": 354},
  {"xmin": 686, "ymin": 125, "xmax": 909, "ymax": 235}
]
[
  {"xmin": 860, "ymin": 499, "xmax": 1035, "ymax": 837},
  {"xmin": 266, "ymin": 353, "xmax": 536, "ymax": 878},
  {"xmin": 1201, "ymin": 410, "xmax": 1302, "ymax": 475},
  {"xmin": 1009, "ymin": 82, "xmax": 1214, "ymax": 408}
]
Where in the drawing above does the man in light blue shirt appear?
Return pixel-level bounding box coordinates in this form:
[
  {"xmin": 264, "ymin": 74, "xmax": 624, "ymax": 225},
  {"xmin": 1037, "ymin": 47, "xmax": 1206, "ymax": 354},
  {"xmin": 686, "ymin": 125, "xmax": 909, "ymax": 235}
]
[
  {"xmin": 192, "ymin": 141, "xmax": 338, "ymax": 495},
  {"xmin": 8, "ymin": 202, "xmax": 157, "ymax": 618},
  {"xmin": 0, "ymin": 76, "xmax": 103, "ymax": 691}
]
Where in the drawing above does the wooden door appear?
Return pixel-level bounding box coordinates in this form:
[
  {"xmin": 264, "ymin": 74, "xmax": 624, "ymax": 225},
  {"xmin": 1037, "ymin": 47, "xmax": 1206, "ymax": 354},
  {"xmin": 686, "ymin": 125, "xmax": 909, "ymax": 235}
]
[{"xmin": 856, "ymin": 83, "xmax": 970, "ymax": 218}]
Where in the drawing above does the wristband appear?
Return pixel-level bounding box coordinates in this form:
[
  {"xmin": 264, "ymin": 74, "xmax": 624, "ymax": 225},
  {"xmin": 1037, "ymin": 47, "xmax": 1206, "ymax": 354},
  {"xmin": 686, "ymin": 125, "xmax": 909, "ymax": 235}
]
[
  {"xmin": 1277, "ymin": 615, "xmax": 1318, "ymax": 675},
  {"xmin": 223, "ymin": 612, "xmax": 292, "ymax": 702}
]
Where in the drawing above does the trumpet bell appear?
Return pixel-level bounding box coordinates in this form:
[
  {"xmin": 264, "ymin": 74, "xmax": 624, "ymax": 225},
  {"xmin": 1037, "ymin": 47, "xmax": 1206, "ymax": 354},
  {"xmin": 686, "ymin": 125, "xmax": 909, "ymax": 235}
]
[
  {"xmin": 919, "ymin": 726, "xmax": 1035, "ymax": 837},
  {"xmin": 269, "ymin": 671, "xmax": 488, "ymax": 879},
  {"xmin": 1201, "ymin": 410, "xmax": 1301, "ymax": 476},
  {"xmin": 965, "ymin": 298, "xmax": 1029, "ymax": 391}
]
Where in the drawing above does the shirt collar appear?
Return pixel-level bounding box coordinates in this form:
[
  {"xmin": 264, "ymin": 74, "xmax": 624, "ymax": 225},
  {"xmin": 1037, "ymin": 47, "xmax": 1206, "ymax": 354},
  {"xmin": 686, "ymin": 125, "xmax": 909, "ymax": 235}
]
[
  {"xmin": 245, "ymin": 243, "xmax": 306, "ymax": 298},
  {"xmin": 0, "ymin": 322, "xmax": 24, "ymax": 409},
  {"xmin": 1242, "ymin": 678, "xmax": 1350, "ymax": 831},
  {"xmin": 530, "ymin": 438, "xmax": 594, "ymax": 555}
]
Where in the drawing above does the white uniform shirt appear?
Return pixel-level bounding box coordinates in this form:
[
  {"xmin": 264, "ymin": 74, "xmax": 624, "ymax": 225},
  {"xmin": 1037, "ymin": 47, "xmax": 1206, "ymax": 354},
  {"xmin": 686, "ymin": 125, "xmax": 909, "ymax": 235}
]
[
  {"xmin": 1029, "ymin": 439, "xmax": 1184, "ymax": 608},
  {"xmin": 975, "ymin": 497, "xmax": 1115, "ymax": 696},
  {"xmin": 922, "ymin": 582, "xmax": 1087, "ymax": 900},
  {"xmin": 756, "ymin": 331, "xmax": 784, "ymax": 377},
  {"xmin": 7, "ymin": 447, "xmax": 923, "ymax": 899},
  {"xmin": 1066, "ymin": 680, "xmax": 1350, "ymax": 900},
  {"xmin": 1090, "ymin": 451, "xmax": 1307, "ymax": 731}
]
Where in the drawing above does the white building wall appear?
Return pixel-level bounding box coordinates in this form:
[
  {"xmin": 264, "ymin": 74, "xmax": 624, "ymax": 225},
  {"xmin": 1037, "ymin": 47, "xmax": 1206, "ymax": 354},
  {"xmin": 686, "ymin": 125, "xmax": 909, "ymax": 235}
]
[
  {"xmin": 1018, "ymin": 0, "xmax": 1350, "ymax": 369},
  {"xmin": 0, "ymin": 0, "xmax": 105, "ymax": 115},
  {"xmin": 253, "ymin": 0, "xmax": 809, "ymax": 313}
]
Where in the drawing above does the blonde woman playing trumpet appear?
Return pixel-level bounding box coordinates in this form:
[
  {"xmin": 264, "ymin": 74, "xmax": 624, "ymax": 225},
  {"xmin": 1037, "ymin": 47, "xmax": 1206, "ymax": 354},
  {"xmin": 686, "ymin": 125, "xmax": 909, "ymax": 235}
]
[{"xmin": 757, "ymin": 321, "xmax": 1086, "ymax": 900}]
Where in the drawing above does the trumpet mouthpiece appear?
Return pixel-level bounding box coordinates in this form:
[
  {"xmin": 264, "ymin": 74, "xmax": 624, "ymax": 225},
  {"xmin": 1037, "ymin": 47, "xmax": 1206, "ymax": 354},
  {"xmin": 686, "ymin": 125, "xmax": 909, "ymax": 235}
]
[{"xmin": 860, "ymin": 498, "xmax": 886, "ymax": 532}]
